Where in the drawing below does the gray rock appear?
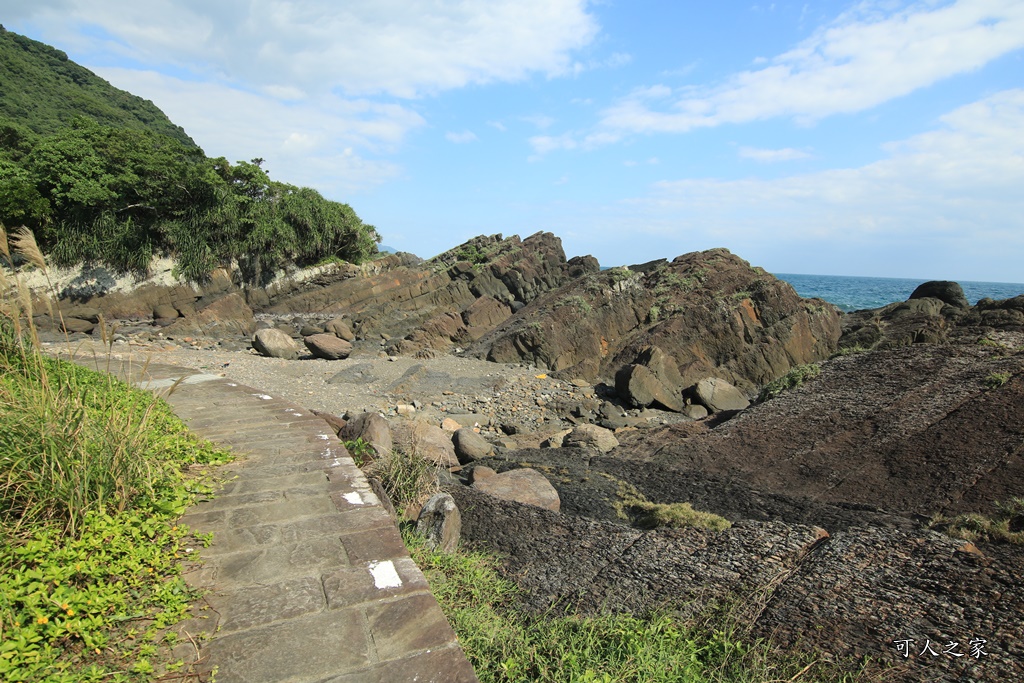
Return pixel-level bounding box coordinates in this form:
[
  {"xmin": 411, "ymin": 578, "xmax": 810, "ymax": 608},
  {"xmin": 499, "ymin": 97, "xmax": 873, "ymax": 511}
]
[
  {"xmin": 453, "ymin": 428, "xmax": 493, "ymax": 463},
  {"xmin": 304, "ymin": 333, "xmax": 353, "ymax": 360},
  {"xmin": 339, "ymin": 412, "xmax": 392, "ymax": 457},
  {"xmin": 563, "ymin": 424, "xmax": 619, "ymax": 453},
  {"xmin": 407, "ymin": 422, "xmax": 458, "ymax": 468},
  {"xmin": 684, "ymin": 403, "xmax": 709, "ymax": 420},
  {"xmin": 615, "ymin": 364, "xmax": 683, "ymax": 412},
  {"xmin": 153, "ymin": 304, "xmax": 179, "ymax": 320},
  {"xmin": 299, "ymin": 324, "xmax": 323, "ymax": 337},
  {"xmin": 415, "ymin": 493, "xmax": 461, "ymax": 553},
  {"xmin": 60, "ymin": 317, "xmax": 95, "ymax": 334},
  {"xmin": 325, "ymin": 317, "xmax": 355, "ymax": 341},
  {"xmin": 472, "ymin": 468, "xmax": 560, "ymax": 511},
  {"xmin": 691, "ymin": 377, "xmax": 750, "ymax": 413},
  {"xmin": 252, "ymin": 327, "xmax": 302, "ymax": 360}
]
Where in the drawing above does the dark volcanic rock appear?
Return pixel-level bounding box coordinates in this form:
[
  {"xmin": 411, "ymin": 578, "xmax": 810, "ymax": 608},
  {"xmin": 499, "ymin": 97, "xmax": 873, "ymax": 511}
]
[
  {"xmin": 450, "ymin": 482, "xmax": 1023, "ymax": 682},
  {"xmin": 909, "ymin": 280, "xmax": 969, "ymax": 309},
  {"xmin": 468, "ymin": 248, "xmax": 840, "ymax": 392},
  {"xmin": 620, "ymin": 343, "xmax": 1024, "ymax": 520}
]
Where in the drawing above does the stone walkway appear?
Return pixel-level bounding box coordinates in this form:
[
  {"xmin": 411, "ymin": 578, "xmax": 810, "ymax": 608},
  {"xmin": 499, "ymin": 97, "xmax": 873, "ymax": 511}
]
[{"xmin": 78, "ymin": 355, "xmax": 478, "ymax": 683}]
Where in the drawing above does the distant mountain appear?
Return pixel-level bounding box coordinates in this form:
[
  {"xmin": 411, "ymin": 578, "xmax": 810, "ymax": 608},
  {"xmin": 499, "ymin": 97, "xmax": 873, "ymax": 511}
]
[
  {"xmin": 378, "ymin": 244, "xmax": 399, "ymax": 254},
  {"xmin": 0, "ymin": 25, "xmax": 197, "ymax": 148}
]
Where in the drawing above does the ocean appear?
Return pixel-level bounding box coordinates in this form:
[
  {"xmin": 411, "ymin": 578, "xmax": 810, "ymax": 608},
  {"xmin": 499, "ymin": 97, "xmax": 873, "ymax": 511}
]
[{"xmin": 774, "ymin": 273, "xmax": 1024, "ymax": 313}]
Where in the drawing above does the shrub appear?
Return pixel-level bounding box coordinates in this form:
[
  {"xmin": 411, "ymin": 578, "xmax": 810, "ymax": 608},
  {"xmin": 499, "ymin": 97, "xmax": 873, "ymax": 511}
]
[{"xmin": 930, "ymin": 497, "xmax": 1024, "ymax": 545}]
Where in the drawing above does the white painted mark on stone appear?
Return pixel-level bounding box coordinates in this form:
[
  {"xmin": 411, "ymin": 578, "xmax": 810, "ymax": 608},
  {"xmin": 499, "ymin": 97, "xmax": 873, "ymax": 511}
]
[
  {"xmin": 343, "ymin": 491, "xmax": 365, "ymax": 506},
  {"xmin": 368, "ymin": 560, "xmax": 402, "ymax": 589},
  {"xmin": 317, "ymin": 434, "xmax": 331, "ymax": 440},
  {"xmin": 226, "ymin": 382, "xmax": 238, "ymax": 387},
  {"xmin": 252, "ymin": 393, "xmax": 273, "ymax": 400}
]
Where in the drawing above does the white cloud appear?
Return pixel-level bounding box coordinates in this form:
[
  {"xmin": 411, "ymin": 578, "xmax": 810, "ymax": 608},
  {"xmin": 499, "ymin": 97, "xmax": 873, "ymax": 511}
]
[
  {"xmin": 17, "ymin": 0, "xmax": 599, "ymax": 99},
  {"xmin": 624, "ymin": 89, "xmax": 1024, "ymax": 255},
  {"xmin": 93, "ymin": 67, "xmax": 415, "ymax": 194},
  {"xmin": 738, "ymin": 146, "xmax": 813, "ymax": 162},
  {"xmin": 522, "ymin": 115, "xmax": 556, "ymax": 130},
  {"xmin": 445, "ymin": 130, "xmax": 478, "ymax": 144},
  {"xmin": 599, "ymin": 0, "xmax": 1024, "ymax": 134}
]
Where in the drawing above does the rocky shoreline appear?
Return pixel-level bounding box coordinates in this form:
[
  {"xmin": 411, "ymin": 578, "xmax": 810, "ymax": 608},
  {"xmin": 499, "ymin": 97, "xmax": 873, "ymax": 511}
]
[{"xmin": 29, "ymin": 233, "xmax": 1024, "ymax": 682}]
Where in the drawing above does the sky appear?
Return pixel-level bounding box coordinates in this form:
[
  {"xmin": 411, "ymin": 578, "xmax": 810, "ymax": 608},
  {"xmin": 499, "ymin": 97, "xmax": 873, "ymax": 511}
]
[{"xmin": 4, "ymin": 0, "xmax": 1024, "ymax": 282}]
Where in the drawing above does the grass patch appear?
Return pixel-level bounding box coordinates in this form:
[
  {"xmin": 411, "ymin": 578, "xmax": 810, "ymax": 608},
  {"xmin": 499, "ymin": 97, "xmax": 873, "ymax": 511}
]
[
  {"xmin": 404, "ymin": 528, "xmax": 867, "ymax": 682},
  {"xmin": 983, "ymin": 371, "xmax": 1012, "ymax": 389},
  {"xmin": 614, "ymin": 482, "xmax": 731, "ymax": 531},
  {"xmin": 929, "ymin": 498, "xmax": 1024, "ymax": 545},
  {"xmin": 363, "ymin": 447, "xmax": 438, "ymax": 519},
  {"xmin": 758, "ymin": 364, "xmax": 822, "ymax": 402},
  {"xmin": 1, "ymin": 226, "xmax": 231, "ymax": 681}
]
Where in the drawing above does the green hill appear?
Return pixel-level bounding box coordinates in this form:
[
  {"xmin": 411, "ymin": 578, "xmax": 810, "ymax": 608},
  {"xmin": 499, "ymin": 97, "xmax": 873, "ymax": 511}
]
[
  {"xmin": 0, "ymin": 25, "xmax": 196, "ymax": 148},
  {"xmin": 0, "ymin": 26, "xmax": 379, "ymax": 283}
]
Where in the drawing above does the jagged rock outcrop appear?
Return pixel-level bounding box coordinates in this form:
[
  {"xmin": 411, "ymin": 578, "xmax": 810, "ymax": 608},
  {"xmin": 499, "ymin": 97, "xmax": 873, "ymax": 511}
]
[
  {"xmin": 260, "ymin": 232, "xmax": 599, "ymax": 356},
  {"xmin": 469, "ymin": 248, "xmax": 841, "ymax": 392}
]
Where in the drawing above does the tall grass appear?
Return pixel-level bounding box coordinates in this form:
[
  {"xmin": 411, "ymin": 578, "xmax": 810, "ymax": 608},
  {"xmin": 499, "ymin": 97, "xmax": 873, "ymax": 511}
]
[{"xmin": 0, "ymin": 225, "xmax": 204, "ymax": 539}]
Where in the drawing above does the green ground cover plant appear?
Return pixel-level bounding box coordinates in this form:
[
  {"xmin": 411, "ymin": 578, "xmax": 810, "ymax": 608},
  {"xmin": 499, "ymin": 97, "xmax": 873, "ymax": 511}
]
[{"xmin": 1, "ymin": 226, "xmax": 231, "ymax": 681}]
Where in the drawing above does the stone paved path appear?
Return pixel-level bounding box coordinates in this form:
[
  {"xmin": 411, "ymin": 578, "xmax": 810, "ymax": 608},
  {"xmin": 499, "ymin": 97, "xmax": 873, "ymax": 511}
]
[{"xmin": 77, "ymin": 355, "xmax": 478, "ymax": 683}]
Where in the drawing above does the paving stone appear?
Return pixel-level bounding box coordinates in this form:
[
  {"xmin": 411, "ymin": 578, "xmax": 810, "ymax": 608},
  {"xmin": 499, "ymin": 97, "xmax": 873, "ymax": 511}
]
[
  {"xmin": 321, "ymin": 646, "xmax": 479, "ymax": 683},
  {"xmin": 364, "ymin": 592, "xmax": 460, "ymax": 661},
  {"xmin": 75, "ymin": 356, "xmax": 479, "ymax": 682},
  {"xmin": 340, "ymin": 528, "xmax": 410, "ymax": 564},
  {"xmin": 197, "ymin": 608, "xmax": 371, "ymax": 682},
  {"xmin": 206, "ymin": 576, "xmax": 326, "ymax": 634},
  {"xmin": 322, "ymin": 557, "xmax": 430, "ymax": 609},
  {"xmin": 212, "ymin": 536, "xmax": 348, "ymax": 587}
]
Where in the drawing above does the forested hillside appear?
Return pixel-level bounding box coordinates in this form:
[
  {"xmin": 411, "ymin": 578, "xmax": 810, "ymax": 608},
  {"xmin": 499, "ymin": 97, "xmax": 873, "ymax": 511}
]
[{"xmin": 0, "ymin": 26, "xmax": 379, "ymax": 283}]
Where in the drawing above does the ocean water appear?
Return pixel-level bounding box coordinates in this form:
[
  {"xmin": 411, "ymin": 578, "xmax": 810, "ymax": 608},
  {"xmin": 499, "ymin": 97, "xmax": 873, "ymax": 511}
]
[{"xmin": 774, "ymin": 273, "xmax": 1024, "ymax": 312}]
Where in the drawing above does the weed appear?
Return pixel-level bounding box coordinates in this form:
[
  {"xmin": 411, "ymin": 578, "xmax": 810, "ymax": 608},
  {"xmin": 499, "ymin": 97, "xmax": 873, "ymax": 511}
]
[
  {"xmin": 929, "ymin": 497, "xmax": 1024, "ymax": 545},
  {"xmin": 832, "ymin": 345, "xmax": 869, "ymax": 358},
  {"xmin": 983, "ymin": 371, "xmax": 1012, "ymax": 389},
  {"xmin": 647, "ymin": 305, "xmax": 660, "ymax": 323},
  {"xmin": 758, "ymin": 364, "xmax": 822, "ymax": 402},
  {"xmin": 364, "ymin": 448, "xmax": 438, "ymax": 520},
  {"xmin": 344, "ymin": 437, "xmax": 375, "ymax": 466},
  {"xmin": 553, "ymin": 295, "xmax": 592, "ymax": 315}
]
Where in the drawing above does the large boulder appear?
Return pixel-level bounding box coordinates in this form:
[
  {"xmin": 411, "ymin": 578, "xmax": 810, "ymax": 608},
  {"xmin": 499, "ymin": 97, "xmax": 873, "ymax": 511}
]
[
  {"xmin": 615, "ymin": 364, "xmax": 683, "ymax": 412},
  {"xmin": 303, "ymin": 333, "xmax": 353, "ymax": 360},
  {"xmin": 398, "ymin": 421, "xmax": 458, "ymax": 468},
  {"xmin": 325, "ymin": 317, "xmax": 355, "ymax": 341},
  {"xmin": 690, "ymin": 377, "xmax": 750, "ymax": 413},
  {"xmin": 472, "ymin": 468, "xmax": 561, "ymax": 512},
  {"xmin": 251, "ymin": 327, "xmax": 301, "ymax": 360},
  {"xmin": 909, "ymin": 280, "xmax": 969, "ymax": 310},
  {"xmin": 453, "ymin": 428, "xmax": 494, "ymax": 463},
  {"xmin": 563, "ymin": 424, "xmax": 619, "ymax": 453},
  {"xmin": 339, "ymin": 412, "xmax": 392, "ymax": 457}
]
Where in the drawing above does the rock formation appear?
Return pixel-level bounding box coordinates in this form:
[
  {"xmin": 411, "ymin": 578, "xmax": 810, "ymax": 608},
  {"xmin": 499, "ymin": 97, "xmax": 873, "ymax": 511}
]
[{"xmin": 468, "ymin": 248, "xmax": 841, "ymax": 393}]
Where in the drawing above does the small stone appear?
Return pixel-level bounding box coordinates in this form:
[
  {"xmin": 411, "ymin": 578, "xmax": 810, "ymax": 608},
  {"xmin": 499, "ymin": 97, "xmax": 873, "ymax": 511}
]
[{"xmin": 396, "ymin": 404, "xmax": 416, "ymax": 417}]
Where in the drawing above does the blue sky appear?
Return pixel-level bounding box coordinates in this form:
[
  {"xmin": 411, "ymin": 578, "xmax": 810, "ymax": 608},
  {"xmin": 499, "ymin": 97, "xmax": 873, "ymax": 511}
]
[{"xmin": 4, "ymin": 0, "xmax": 1024, "ymax": 282}]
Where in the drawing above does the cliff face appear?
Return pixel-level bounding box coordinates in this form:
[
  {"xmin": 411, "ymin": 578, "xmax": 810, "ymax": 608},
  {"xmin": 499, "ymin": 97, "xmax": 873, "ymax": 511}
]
[{"xmin": 468, "ymin": 248, "xmax": 841, "ymax": 391}]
